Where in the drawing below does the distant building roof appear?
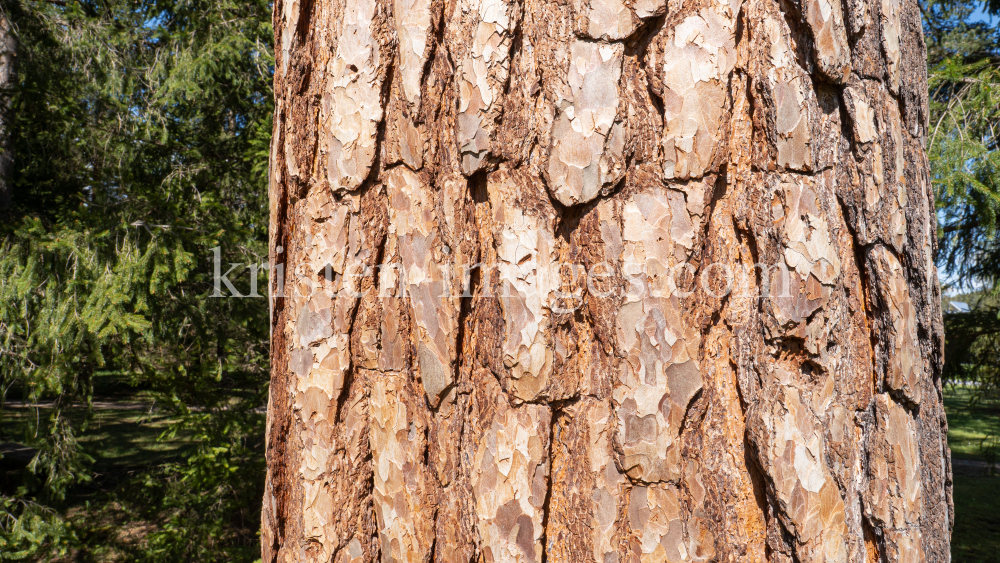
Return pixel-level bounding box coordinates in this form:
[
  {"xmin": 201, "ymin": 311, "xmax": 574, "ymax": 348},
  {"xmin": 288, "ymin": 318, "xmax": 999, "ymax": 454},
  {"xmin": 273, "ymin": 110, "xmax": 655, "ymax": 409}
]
[{"xmin": 950, "ymin": 301, "xmax": 971, "ymax": 313}]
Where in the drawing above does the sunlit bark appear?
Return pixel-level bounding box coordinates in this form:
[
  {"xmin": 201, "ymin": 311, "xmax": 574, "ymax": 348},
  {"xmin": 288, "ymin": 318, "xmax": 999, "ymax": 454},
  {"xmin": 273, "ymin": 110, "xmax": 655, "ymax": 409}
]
[{"xmin": 264, "ymin": 0, "xmax": 953, "ymax": 560}]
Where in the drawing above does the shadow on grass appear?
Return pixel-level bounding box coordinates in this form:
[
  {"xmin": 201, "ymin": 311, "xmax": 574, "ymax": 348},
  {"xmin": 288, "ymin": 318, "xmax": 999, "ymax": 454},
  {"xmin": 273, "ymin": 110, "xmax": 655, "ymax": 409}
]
[
  {"xmin": 952, "ymin": 473, "xmax": 1000, "ymax": 562},
  {"xmin": 945, "ymin": 385, "xmax": 1000, "ymax": 562},
  {"xmin": 945, "ymin": 386, "xmax": 1000, "ymax": 462},
  {"xmin": 0, "ymin": 405, "xmax": 191, "ymax": 480},
  {"xmin": 0, "ymin": 374, "xmax": 194, "ymax": 561}
]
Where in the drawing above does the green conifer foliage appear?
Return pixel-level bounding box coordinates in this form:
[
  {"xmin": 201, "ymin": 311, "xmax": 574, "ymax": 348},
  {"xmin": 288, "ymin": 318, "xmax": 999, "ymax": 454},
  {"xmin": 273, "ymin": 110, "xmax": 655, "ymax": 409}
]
[
  {"xmin": 925, "ymin": 0, "xmax": 1000, "ymax": 467},
  {"xmin": 0, "ymin": 0, "xmax": 272, "ymax": 559}
]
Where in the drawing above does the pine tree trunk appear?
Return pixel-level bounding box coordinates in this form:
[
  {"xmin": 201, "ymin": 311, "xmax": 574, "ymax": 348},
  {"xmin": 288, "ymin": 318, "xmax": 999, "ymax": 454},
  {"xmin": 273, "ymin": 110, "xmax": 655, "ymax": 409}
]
[
  {"xmin": 0, "ymin": 7, "xmax": 16, "ymax": 210},
  {"xmin": 263, "ymin": 0, "xmax": 952, "ymax": 559}
]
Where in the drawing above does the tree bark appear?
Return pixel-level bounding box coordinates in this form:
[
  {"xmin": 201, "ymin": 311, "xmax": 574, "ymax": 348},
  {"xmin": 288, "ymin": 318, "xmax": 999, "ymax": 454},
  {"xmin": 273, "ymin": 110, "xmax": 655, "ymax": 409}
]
[
  {"xmin": 263, "ymin": 0, "xmax": 952, "ymax": 559},
  {"xmin": 0, "ymin": 6, "xmax": 16, "ymax": 210}
]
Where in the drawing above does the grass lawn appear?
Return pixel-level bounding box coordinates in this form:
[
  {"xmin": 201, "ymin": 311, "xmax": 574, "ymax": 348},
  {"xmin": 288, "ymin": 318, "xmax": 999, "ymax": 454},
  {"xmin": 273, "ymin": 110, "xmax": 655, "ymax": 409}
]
[
  {"xmin": 952, "ymin": 472, "xmax": 1000, "ymax": 563},
  {"xmin": 945, "ymin": 386, "xmax": 1000, "ymax": 461},
  {"xmin": 0, "ymin": 372, "xmax": 190, "ymax": 477},
  {"xmin": 1, "ymin": 404, "xmax": 188, "ymax": 470},
  {"xmin": 944, "ymin": 385, "xmax": 1000, "ymax": 563},
  {"xmin": 0, "ymin": 373, "xmax": 193, "ymax": 561}
]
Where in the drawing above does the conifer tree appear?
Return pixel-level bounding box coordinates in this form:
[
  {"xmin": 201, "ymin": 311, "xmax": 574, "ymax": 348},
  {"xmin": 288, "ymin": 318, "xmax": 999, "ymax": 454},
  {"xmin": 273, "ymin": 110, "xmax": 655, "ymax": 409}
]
[{"xmin": 1, "ymin": 0, "xmax": 273, "ymax": 559}]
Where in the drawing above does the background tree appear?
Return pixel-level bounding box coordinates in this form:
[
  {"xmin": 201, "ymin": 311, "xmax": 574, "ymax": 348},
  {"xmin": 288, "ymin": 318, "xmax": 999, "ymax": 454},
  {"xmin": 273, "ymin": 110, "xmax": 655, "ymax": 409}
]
[
  {"xmin": 265, "ymin": 0, "xmax": 951, "ymax": 561},
  {"xmin": 924, "ymin": 0, "xmax": 1000, "ymax": 465},
  {"xmin": 0, "ymin": 0, "xmax": 272, "ymax": 559},
  {"xmin": 0, "ymin": 4, "xmax": 15, "ymax": 210}
]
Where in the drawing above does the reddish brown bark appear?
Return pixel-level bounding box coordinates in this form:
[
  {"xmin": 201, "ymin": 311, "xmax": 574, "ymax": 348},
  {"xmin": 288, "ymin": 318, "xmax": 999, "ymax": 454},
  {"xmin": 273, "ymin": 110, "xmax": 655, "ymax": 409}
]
[{"xmin": 263, "ymin": 0, "xmax": 952, "ymax": 560}]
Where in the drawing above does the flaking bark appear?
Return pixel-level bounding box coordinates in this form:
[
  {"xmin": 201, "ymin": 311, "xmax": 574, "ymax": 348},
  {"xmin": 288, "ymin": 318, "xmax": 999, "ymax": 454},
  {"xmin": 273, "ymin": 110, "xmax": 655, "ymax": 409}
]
[{"xmin": 264, "ymin": 0, "xmax": 953, "ymax": 560}]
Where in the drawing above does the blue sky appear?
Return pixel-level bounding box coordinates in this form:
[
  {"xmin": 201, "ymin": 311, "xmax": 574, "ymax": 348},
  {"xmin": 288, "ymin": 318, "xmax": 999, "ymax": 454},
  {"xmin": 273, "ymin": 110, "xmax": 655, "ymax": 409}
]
[{"xmin": 969, "ymin": 2, "xmax": 996, "ymax": 24}]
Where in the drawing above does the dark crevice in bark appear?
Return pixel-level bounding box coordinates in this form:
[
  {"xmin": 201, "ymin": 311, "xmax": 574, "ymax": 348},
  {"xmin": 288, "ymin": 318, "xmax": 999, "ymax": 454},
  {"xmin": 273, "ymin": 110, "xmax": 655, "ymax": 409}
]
[
  {"xmin": 730, "ymin": 208, "xmax": 765, "ymax": 405},
  {"xmin": 469, "ymin": 168, "xmax": 489, "ymax": 204},
  {"xmin": 870, "ymin": 240, "xmax": 923, "ymax": 414},
  {"xmin": 696, "ymin": 176, "xmax": 734, "ymax": 383},
  {"xmin": 547, "ymin": 394, "xmax": 583, "ymax": 413},
  {"xmin": 265, "ymin": 100, "xmax": 294, "ymax": 563},
  {"xmin": 733, "ymin": 219, "xmax": 762, "ymax": 293},
  {"xmin": 748, "ymin": 78, "xmax": 779, "ymax": 172},
  {"xmin": 632, "ymin": 14, "xmax": 668, "ymax": 122},
  {"xmin": 294, "ymin": 0, "xmax": 315, "ymax": 42},
  {"xmin": 548, "ymin": 169, "xmax": 628, "ymax": 246},
  {"xmin": 535, "ymin": 172, "xmax": 569, "ymax": 231},
  {"xmin": 747, "ymin": 430, "xmax": 794, "ymax": 563},
  {"xmin": 774, "ymin": 0, "xmax": 816, "ymax": 83},
  {"xmin": 745, "ymin": 435, "xmax": 771, "ymax": 539},
  {"xmin": 482, "ymin": 0, "xmax": 525, "ymax": 176},
  {"xmin": 676, "ymin": 388, "xmax": 706, "ymax": 438},
  {"xmin": 383, "ymin": 160, "xmax": 422, "ymax": 175},
  {"xmin": 361, "ymin": 54, "xmax": 398, "ymax": 193},
  {"xmin": 428, "ymin": 534, "xmax": 438, "ymax": 563},
  {"xmin": 447, "ymin": 183, "xmax": 482, "ymax": 412},
  {"xmin": 301, "ymin": 105, "xmax": 322, "ymax": 199},
  {"xmin": 735, "ymin": 3, "xmax": 747, "ymax": 51},
  {"xmin": 417, "ymin": 0, "xmax": 450, "ymax": 123},
  {"xmin": 626, "ymin": 13, "xmax": 665, "ymax": 61},
  {"xmin": 732, "ymin": 355, "xmax": 751, "ymax": 414},
  {"xmin": 503, "ymin": 11, "xmax": 525, "ymax": 100},
  {"xmin": 646, "ymin": 82, "xmax": 665, "ymax": 123},
  {"xmin": 339, "ymin": 208, "xmax": 388, "ymax": 419},
  {"xmin": 539, "ymin": 404, "xmax": 561, "ymax": 563},
  {"xmin": 706, "ymin": 167, "xmax": 730, "ymax": 234},
  {"xmin": 836, "ymin": 194, "xmax": 880, "ymax": 405},
  {"xmin": 842, "ymin": 0, "xmax": 867, "ymax": 40},
  {"xmin": 369, "ymin": 434, "xmax": 381, "ymax": 563},
  {"xmin": 887, "ymin": 383, "xmax": 922, "ymax": 413},
  {"xmin": 757, "ymin": 165, "xmax": 827, "ymax": 177},
  {"xmin": 623, "ymin": 10, "xmax": 667, "ymax": 50},
  {"xmin": 862, "ymin": 514, "xmax": 887, "ymax": 563},
  {"xmin": 337, "ymin": 361, "xmax": 358, "ymax": 421},
  {"xmin": 550, "ymin": 177, "xmax": 615, "ymax": 243}
]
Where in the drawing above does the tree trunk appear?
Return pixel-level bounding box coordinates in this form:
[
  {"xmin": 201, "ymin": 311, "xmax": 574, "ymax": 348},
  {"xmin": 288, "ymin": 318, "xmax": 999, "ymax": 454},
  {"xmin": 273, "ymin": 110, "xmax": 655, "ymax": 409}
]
[
  {"xmin": 263, "ymin": 0, "xmax": 952, "ymax": 559},
  {"xmin": 0, "ymin": 6, "xmax": 16, "ymax": 210}
]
